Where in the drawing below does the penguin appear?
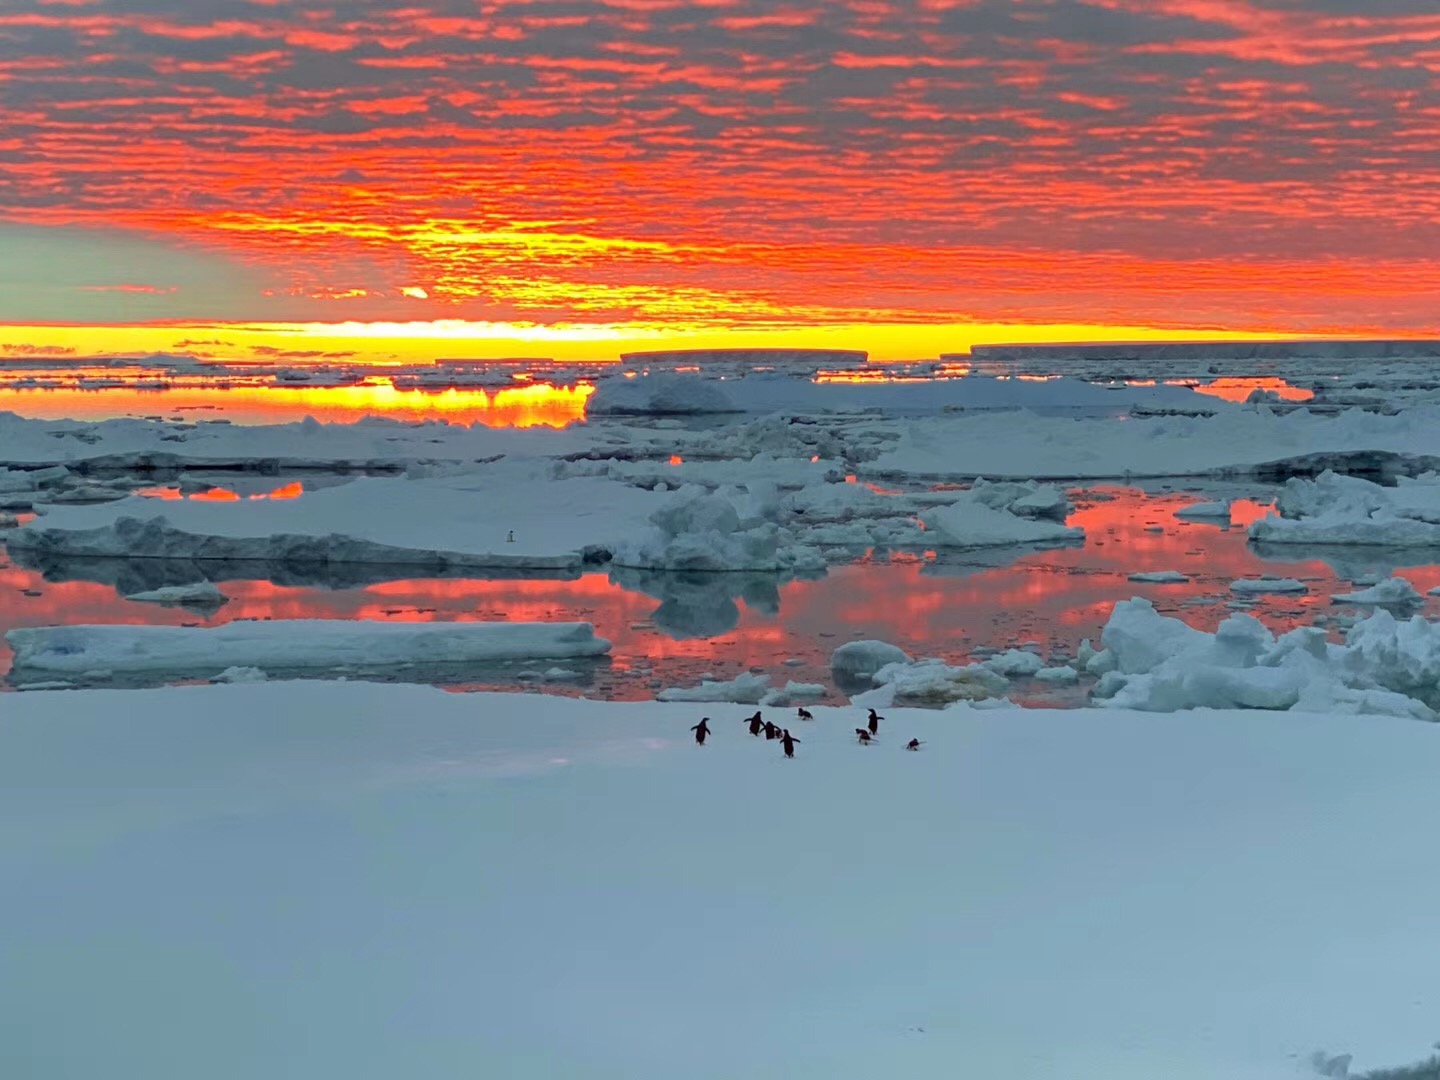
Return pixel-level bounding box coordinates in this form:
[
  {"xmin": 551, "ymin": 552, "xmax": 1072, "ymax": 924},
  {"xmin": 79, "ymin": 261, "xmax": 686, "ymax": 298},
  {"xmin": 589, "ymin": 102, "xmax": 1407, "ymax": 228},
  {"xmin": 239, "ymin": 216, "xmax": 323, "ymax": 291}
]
[
  {"xmin": 781, "ymin": 729, "xmax": 800, "ymax": 759},
  {"xmin": 745, "ymin": 712, "xmax": 764, "ymax": 737},
  {"xmin": 796, "ymin": 706, "xmax": 814, "ymax": 722},
  {"xmin": 855, "ymin": 728, "xmax": 873, "ymax": 745},
  {"xmin": 905, "ymin": 738, "xmax": 923, "ymax": 751},
  {"xmin": 691, "ymin": 718, "xmax": 712, "ymax": 746},
  {"xmin": 867, "ymin": 708, "xmax": 883, "ymax": 736},
  {"xmin": 763, "ymin": 720, "xmax": 780, "ymax": 740}
]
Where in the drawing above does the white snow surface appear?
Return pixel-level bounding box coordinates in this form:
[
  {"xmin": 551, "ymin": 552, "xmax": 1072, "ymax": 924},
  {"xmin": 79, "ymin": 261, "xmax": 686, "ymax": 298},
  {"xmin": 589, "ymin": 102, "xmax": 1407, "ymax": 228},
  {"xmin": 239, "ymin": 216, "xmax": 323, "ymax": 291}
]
[
  {"xmin": 1, "ymin": 681, "xmax": 1435, "ymax": 1079},
  {"xmin": 1095, "ymin": 596, "xmax": 1440, "ymax": 719},
  {"xmin": 9, "ymin": 462, "xmax": 666, "ymax": 570},
  {"xmin": 1251, "ymin": 470, "xmax": 1440, "ymax": 547},
  {"xmin": 6, "ymin": 620, "xmax": 611, "ymax": 680},
  {"xmin": 866, "ymin": 404, "xmax": 1440, "ymax": 480},
  {"xmin": 588, "ymin": 372, "xmax": 1214, "ymax": 417},
  {"xmin": 0, "ymin": 410, "xmax": 603, "ymax": 469}
]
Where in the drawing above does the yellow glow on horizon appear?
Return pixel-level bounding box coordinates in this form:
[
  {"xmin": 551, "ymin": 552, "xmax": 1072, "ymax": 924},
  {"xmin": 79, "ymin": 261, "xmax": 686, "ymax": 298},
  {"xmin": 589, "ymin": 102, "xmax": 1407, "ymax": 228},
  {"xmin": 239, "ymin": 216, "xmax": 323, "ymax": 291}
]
[{"xmin": 0, "ymin": 319, "xmax": 1360, "ymax": 366}]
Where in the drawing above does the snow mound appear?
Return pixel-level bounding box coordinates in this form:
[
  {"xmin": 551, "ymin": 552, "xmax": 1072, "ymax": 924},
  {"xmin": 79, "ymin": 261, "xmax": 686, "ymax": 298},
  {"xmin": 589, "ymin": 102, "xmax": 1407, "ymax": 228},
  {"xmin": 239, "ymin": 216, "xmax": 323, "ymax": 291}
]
[
  {"xmin": 1128, "ymin": 570, "xmax": 1190, "ymax": 583},
  {"xmin": 587, "ymin": 373, "xmax": 738, "ymax": 415},
  {"xmin": 124, "ymin": 582, "xmax": 229, "ymax": 607},
  {"xmin": 657, "ymin": 672, "xmax": 770, "ymax": 704},
  {"xmin": 6, "ymin": 621, "xmax": 612, "ymax": 682},
  {"xmin": 1230, "ymin": 577, "xmax": 1307, "ymax": 595},
  {"xmin": 1331, "ymin": 577, "xmax": 1424, "ymax": 606},
  {"xmin": 1251, "ymin": 470, "xmax": 1440, "ymax": 547},
  {"xmin": 831, "ymin": 640, "xmax": 911, "ymax": 679},
  {"xmin": 1093, "ymin": 597, "xmax": 1439, "ymax": 719},
  {"xmin": 611, "ymin": 485, "xmax": 826, "ymax": 572}
]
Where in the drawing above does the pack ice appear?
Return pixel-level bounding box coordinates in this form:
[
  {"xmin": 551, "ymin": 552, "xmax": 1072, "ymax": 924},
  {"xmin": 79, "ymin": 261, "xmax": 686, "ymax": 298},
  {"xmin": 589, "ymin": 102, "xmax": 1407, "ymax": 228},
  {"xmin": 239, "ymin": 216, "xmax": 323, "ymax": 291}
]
[{"xmin": 6, "ymin": 620, "xmax": 612, "ymax": 683}]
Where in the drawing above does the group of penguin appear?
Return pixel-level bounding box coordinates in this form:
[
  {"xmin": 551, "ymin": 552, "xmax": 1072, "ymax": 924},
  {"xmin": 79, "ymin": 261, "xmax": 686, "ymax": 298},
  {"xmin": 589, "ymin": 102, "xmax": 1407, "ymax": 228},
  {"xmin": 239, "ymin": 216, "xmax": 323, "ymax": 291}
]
[{"xmin": 688, "ymin": 706, "xmax": 923, "ymax": 758}]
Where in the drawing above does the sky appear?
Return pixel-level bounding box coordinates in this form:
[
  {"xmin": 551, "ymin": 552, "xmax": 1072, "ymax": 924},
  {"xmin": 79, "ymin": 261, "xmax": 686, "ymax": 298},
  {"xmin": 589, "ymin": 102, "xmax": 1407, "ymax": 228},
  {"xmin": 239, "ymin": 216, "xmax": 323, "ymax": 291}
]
[{"xmin": 2, "ymin": 0, "xmax": 1439, "ymax": 361}]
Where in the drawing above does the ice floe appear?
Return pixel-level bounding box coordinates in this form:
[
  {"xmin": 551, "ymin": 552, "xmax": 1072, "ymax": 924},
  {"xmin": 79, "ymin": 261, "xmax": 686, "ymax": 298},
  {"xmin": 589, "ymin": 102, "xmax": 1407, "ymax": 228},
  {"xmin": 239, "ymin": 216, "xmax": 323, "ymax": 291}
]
[
  {"xmin": 123, "ymin": 581, "xmax": 229, "ymax": 607},
  {"xmin": 656, "ymin": 672, "xmax": 770, "ymax": 704},
  {"xmin": 1230, "ymin": 577, "xmax": 1307, "ymax": 595},
  {"xmin": 1127, "ymin": 570, "xmax": 1190, "ymax": 583},
  {"xmin": 1174, "ymin": 499, "xmax": 1232, "ymax": 519},
  {"xmin": 1330, "ymin": 577, "xmax": 1424, "ymax": 606},
  {"xmin": 6, "ymin": 620, "xmax": 612, "ymax": 683}
]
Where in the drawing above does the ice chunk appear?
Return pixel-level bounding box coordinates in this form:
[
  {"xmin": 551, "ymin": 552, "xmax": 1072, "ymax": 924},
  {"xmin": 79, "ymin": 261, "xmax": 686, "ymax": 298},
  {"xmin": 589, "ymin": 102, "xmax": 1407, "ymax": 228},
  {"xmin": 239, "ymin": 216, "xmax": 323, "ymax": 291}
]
[
  {"xmin": 586, "ymin": 372, "xmax": 739, "ymax": 415},
  {"xmin": 1127, "ymin": 570, "xmax": 1190, "ymax": 583},
  {"xmin": 759, "ymin": 682, "xmax": 827, "ymax": 707},
  {"xmin": 859, "ymin": 658, "xmax": 1009, "ymax": 706},
  {"xmin": 1034, "ymin": 666, "xmax": 1080, "ymax": 684},
  {"xmin": 1330, "ymin": 577, "xmax": 1423, "ymax": 606},
  {"xmin": 831, "ymin": 640, "xmax": 911, "ymax": 679},
  {"xmin": 657, "ymin": 672, "xmax": 770, "ymax": 704},
  {"xmin": 983, "ymin": 649, "xmax": 1046, "ymax": 677}
]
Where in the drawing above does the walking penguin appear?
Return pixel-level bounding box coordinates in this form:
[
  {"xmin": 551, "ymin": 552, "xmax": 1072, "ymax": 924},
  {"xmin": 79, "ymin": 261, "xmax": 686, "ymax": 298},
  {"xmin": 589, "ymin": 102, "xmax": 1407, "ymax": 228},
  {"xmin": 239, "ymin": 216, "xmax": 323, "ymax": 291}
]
[
  {"xmin": 691, "ymin": 717, "xmax": 712, "ymax": 746},
  {"xmin": 867, "ymin": 708, "xmax": 883, "ymax": 736},
  {"xmin": 855, "ymin": 728, "xmax": 874, "ymax": 745},
  {"xmin": 745, "ymin": 711, "xmax": 764, "ymax": 737},
  {"xmin": 906, "ymin": 738, "xmax": 923, "ymax": 751},
  {"xmin": 763, "ymin": 720, "xmax": 780, "ymax": 740},
  {"xmin": 796, "ymin": 706, "xmax": 814, "ymax": 722},
  {"xmin": 781, "ymin": 729, "xmax": 800, "ymax": 759}
]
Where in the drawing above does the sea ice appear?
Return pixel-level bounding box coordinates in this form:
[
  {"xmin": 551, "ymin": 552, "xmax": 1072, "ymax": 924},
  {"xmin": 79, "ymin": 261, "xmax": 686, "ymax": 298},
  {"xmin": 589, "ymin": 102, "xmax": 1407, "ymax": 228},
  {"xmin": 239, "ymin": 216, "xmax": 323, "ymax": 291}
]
[
  {"xmin": 1127, "ymin": 570, "xmax": 1191, "ymax": 583},
  {"xmin": 2, "ymin": 682, "xmax": 1439, "ymax": 1078},
  {"xmin": 1330, "ymin": 577, "xmax": 1424, "ymax": 606},
  {"xmin": 6, "ymin": 620, "xmax": 612, "ymax": 682},
  {"xmin": 1174, "ymin": 500, "xmax": 1232, "ymax": 519},
  {"xmin": 656, "ymin": 672, "xmax": 770, "ymax": 704},
  {"xmin": 1230, "ymin": 577, "xmax": 1308, "ymax": 594},
  {"xmin": 124, "ymin": 582, "xmax": 229, "ymax": 607},
  {"xmin": 830, "ymin": 640, "xmax": 911, "ymax": 680}
]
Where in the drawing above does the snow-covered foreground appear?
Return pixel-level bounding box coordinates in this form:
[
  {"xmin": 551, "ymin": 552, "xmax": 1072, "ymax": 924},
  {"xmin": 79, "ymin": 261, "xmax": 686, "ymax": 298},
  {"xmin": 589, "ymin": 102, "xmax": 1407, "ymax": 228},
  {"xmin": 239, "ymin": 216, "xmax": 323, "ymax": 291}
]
[{"xmin": 1, "ymin": 682, "xmax": 1435, "ymax": 1080}]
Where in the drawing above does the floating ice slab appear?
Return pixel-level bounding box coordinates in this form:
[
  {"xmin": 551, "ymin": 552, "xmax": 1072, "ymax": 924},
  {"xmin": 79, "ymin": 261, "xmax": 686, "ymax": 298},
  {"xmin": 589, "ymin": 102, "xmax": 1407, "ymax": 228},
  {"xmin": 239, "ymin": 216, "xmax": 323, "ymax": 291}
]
[
  {"xmin": 1331, "ymin": 577, "xmax": 1424, "ymax": 606},
  {"xmin": 1127, "ymin": 570, "xmax": 1191, "ymax": 583},
  {"xmin": 1230, "ymin": 577, "xmax": 1308, "ymax": 594},
  {"xmin": 123, "ymin": 582, "xmax": 229, "ymax": 606},
  {"xmin": 1174, "ymin": 500, "xmax": 1232, "ymax": 519},
  {"xmin": 656, "ymin": 672, "xmax": 770, "ymax": 704},
  {"xmin": 920, "ymin": 500, "xmax": 1083, "ymax": 548},
  {"xmin": 8, "ymin": 464, "xmax": 666, "ymax": 571},
  {"xmin": 6, "ymin": 620, "xmax": 611, "ymax": 681}
]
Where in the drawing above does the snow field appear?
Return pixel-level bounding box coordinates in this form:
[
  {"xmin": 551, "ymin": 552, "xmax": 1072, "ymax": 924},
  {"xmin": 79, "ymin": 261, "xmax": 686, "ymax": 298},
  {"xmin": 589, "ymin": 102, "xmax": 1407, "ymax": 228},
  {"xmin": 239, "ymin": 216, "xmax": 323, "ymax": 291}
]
[{"xmin": 1, "ymin": 681, "xmax": 1436, "ymax": 1080}]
